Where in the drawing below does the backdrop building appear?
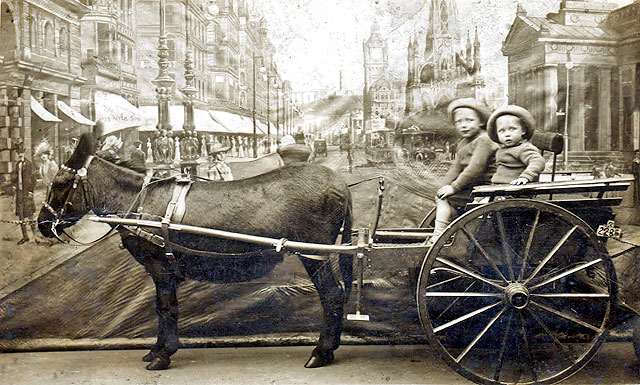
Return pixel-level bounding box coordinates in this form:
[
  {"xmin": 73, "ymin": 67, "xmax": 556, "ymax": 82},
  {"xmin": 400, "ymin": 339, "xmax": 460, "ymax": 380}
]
[{"xmin": 502, "ymin": 0, "xmax": 640, "ymax": 167}]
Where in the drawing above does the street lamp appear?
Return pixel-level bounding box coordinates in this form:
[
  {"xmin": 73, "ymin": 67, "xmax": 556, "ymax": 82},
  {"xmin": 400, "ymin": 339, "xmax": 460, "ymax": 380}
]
[
  {"xmin": 564, "ymin": 60, "xmax": 574, "ymax": 169},
  {"xmin": 252, "ymin": 53, "xmax": 265, "ymax": 158},
  {"xmin": 152, "ymin": 0, "xmax": 175, "ymax": 167},
  {"xmin": 266, "ymin": 69, "xmax": 272, "ymax": 153},
  {"xmin": 274, "ymin": 80, "xmax": 280, "ymax": 144}
]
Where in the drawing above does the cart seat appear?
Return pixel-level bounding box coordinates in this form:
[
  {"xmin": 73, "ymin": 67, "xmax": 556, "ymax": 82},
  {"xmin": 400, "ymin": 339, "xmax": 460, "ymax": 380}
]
[{"xmin": 469, "ymin": 177, "xmax": 633, "ymax": 210}]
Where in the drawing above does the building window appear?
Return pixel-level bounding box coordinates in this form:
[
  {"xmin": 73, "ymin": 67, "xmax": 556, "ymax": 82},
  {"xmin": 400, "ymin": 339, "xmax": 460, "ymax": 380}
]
[
  {"xmin": 44, "ymin": 21, "xmax": 54, "ymax": 53},
  {"xmin": 127, "ymin": 46, "xmax": 133, "ymax": 64},
  {"xmin": 120, "ymin": 41, "xmax": 126, "ymax": 62},
  {"xmin": 58, "ymin": 27, "xmax": 68, "ymax": 56},
  {"xmin": 29, "ymin": 17, "xmax": 36, "ymax": 48},
  {"xmin": 97, "ymin": 22, "xmax": 110, "ymax": 58}
]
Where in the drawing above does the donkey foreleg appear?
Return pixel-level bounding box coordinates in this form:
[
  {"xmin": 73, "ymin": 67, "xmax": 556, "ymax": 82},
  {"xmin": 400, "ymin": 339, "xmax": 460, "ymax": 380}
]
[
  {"xmin": 146, "ymin": 263, "xmax": 180, "ymax": 370},
  {"xmin": 301, "ymin": 257, "xmax": 346, "ymax": 368}
]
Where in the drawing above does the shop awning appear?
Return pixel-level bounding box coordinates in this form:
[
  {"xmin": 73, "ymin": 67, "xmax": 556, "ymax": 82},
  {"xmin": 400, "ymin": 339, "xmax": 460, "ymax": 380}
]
[
  {"xmin": 210, "ymin": 110, "xmax": 265, "ymax": 135},
  {"xmin": 30, "ymin": 96, "xmax": 61, "ymax": 122},
  {"xmin": 94, "ymin": 91, "xmax": 145, "ymax": 134},
  {"xmin": 138, "ymin": 106, "xmax": 229, "ymax": 133},
  {"xmin": 57, "ymin": 101, "xmax": 95, "ymax": 126},
  {"xmin": 240, "ymin": 116, "xmax": 266, "ymax": 135}
]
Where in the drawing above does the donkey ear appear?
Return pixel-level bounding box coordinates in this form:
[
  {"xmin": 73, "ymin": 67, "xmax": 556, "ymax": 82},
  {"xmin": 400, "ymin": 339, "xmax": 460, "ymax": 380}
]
[{"xmin": 65, "ymin": 132, "xmax": 96, "ymax": 169}]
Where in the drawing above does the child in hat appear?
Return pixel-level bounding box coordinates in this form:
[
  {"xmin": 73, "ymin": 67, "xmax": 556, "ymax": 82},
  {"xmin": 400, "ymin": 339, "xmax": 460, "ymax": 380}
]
[
  {"xmin": 430, "ymin": 98, "xmax": 499, "ymax": 245},
  {"xmin": 487, "ymin": 105, "xmax": 545, "ymax": 185}
]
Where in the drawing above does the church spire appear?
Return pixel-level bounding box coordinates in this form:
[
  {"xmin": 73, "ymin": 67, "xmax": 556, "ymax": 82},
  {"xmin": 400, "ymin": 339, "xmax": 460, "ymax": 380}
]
[{"xmin": 474, "ymin": 26, "xmax": 481, "ymax": 72}]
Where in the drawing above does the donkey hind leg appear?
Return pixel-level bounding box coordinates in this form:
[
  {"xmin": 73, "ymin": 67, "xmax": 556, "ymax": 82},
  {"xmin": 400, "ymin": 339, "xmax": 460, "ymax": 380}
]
[
  {"xmin": 301, "ymin": 256, "xmax": 346, "ymax": 368},
  {"xmin": 145, "ymin": 266, "xmax": 180, "ymax": 371}
]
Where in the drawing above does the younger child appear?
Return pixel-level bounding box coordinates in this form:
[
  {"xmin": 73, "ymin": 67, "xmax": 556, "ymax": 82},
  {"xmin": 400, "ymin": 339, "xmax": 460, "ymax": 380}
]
[
  {"xmin": 430, "ymin": 98, "xmax": 499, "ymax": 245},
  {"xmin": 487, "ymin": 105, "xmax": 545, "ymax": 185}
]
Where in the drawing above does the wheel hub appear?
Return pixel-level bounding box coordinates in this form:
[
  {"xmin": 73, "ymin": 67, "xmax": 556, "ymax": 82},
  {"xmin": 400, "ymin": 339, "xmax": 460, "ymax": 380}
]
[{"xmin": 505, "ymin": 283, "xmax": 530, "ymax": 309}]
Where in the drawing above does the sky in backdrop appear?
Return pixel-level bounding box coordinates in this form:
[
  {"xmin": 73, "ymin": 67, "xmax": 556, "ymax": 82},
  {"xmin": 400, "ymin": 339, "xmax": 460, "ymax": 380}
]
[{"xmin": 253, "ymin": 0, "xmax": 633, "ymax": 94}]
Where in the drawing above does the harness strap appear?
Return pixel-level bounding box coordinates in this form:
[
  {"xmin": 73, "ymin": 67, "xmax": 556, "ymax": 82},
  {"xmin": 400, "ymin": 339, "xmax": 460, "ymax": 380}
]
[
  {"xmin": 161, "ymin": 179, "xmax": 193, "ymax": 275},
  {"xmin": 136, "ymin": 174, "xmax": 153, "ymax": 213}
]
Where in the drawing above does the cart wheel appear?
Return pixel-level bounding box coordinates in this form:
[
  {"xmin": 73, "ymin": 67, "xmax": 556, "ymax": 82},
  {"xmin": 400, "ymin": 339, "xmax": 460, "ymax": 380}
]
[
  {"xmin": 632, "ymin": 316, "xmax": 640, "ymax": 363},
  {"xmin": 419, "ymin": 207, "xmax": 436, "ymax": 229},
  {"xmin": 416, "ymin": 199, "xmax": 616, "ymax": 385}
]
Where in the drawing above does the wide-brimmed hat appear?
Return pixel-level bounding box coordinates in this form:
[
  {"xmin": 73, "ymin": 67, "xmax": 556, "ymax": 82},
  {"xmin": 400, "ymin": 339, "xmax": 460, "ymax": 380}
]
[
  {"xmin": 101, "ymin": 135, "xmax": 123, "ymax": 151},
  {"xmin": 14, "ymin": 142, "xmax": 26, "ymax": 154},
  {"xmin": 209, "ymin": 142, "xmax": 230, "ymax": 153},
  {"xmin": 447, "ymin": 98, "xmax": 491, "ymax": 125},
  {"xmin": 487, "ymin": 105, "xmax": 536, "ymax": 143},
  {"xmin": 133, "ymin": 140, "xmax": 142, "ymax": 147}
]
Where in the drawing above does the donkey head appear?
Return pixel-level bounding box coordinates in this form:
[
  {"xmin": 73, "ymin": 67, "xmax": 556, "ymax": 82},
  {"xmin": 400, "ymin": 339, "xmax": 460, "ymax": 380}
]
[{"xmin": 38, "ymin": 132, "xmax": 97, "ymax": 238}]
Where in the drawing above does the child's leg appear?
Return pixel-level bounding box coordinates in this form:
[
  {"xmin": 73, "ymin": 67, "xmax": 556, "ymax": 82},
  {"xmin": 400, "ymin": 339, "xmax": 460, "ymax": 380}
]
[{"xmin": 428, "ymin": 198, "xmax": 454, "ymax": 245}]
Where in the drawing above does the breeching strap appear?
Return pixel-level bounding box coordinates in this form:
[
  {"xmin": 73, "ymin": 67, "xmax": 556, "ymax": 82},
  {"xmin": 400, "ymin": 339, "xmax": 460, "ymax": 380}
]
[{"xmin": 161, "ymin": 179, "xmax": 192, "ymax": 275}]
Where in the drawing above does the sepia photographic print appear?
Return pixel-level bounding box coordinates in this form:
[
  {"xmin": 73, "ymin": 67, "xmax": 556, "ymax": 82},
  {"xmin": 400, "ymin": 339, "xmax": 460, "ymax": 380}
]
[{"xmin": 1, "ymin": 0, "xmax": 640, "ymax": 383}]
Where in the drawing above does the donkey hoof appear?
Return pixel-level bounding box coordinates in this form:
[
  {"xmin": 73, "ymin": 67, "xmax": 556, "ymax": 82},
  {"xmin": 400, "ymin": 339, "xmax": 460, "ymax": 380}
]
[
  {"xmin": 146, "ymin": 355, "xmax": 171, "ymax": 370},
  {"xmin": 304, "ymin": 351, "xmax": 334, "ymax": 368},
  {"xmin": 142, "ymin": 350, "xmax": 157, "ymax": 362}
]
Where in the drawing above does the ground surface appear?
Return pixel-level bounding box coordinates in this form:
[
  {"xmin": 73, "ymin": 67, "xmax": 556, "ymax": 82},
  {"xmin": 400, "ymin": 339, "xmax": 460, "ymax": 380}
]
[{"xmin": 1, "ymin": 343, "xmax": 640, "ymax": 385}]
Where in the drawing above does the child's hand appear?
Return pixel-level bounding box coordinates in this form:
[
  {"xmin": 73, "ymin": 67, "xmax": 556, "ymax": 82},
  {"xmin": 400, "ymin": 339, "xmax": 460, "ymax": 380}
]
[
  {"xmin": 510, "ymin": 178, "xmax": 529, "ymax": 185},
  {"xmin": 436, "ymin": 185, "xmax": 455, "ymax": 199}
]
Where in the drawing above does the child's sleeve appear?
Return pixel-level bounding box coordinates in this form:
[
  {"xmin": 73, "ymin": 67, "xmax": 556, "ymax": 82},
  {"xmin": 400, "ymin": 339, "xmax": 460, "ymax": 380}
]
[
  {"xmin": 441, "ymin": 156, "xmax": 463, "ymax": 187},
  {"xmin": 518, "ymin": 144, "xmax": 546, "ymax": 182},
  {"xmin": 450, "ymin": 136, "xmax": 498, "ymax": 191}
]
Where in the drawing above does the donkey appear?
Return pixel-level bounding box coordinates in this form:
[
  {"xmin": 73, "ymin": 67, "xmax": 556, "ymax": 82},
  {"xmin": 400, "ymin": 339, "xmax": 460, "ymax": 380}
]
[{"xmin": 38, "ymin": 132, "xmax": 353, "ymax": 370}]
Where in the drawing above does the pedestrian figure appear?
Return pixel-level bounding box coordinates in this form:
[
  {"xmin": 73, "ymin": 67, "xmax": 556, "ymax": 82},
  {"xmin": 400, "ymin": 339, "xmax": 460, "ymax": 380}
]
[
  {"xmin": 632, "ymin": 150, "xmax": 640, "ymax": 209},
  {"xmin": 347, "ymin": 142, "xmax": 353, "ymax": 174},
  {"xmin": 38, "ymin": 147, "xmax": 58, "ymax": 197},
  {"xmin": 128, "ymin": 140, "xmax": 147, "ymax": 173},
  {"xmin": 11, "ymin": 143, "xmax": 41, "ymax": 245},
  {"xmin": 206, "ymin": 143, "xmax": 233, "ymax": 181},
  {"xmin": 604, "ymin": 161, "xmax": 617, "ymax": 178},
  {"xmin": 146, "ymin": 138, "xmax": 154, "ymax": 161}
]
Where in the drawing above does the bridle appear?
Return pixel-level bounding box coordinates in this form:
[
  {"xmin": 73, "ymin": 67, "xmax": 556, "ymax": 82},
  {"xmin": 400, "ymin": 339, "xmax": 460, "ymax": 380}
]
[{"xmin": 41, "ymin": 155, "xmax": 110, "ymax": 244}]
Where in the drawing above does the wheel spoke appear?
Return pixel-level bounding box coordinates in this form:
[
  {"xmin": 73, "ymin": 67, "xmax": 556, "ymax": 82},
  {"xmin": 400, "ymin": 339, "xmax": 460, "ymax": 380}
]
[
  {"xmin": 426, "ymin": 271, "xmax": 465, "ymax": 290},
  {"xmin": 433, "ymin": 301, "xmax": 503, "ymax": 333},
  {"xmin": 460, "ymin": 226, "xmax": 509, "ymax": 284},
  {"xmin": 435, "ymin": 257, "xmax": 505, "ymax": 290},
  {"xmin": 532, "ymin": 293, "xmax": 610, "ymax": 298},
  {"xmin": 456, "ymin": 305, "xmax": 508, "ymax": 363},
  {"xmin": 434, "ymin": 281, "xmax": 476, "ymax": 322},
  {"xmin": 528, "ymin": 258, "xmax": 604, "ymax": 291},
  {"xmin": 519, "ymin": 209, "xmax": 540, "ymax": 281},
  {"xmin": 524, "ymin": 226, "xmax": 578, "ymax": 285},
  {"xmin": 525, "ymin": 308, "xmax": 578, "ymax": 364},
  {"xmin": 493, "ymin": 310, "xmax": 514, "ymax": 381},
  {"xmin": 425, "ymin": 292, "xmax": 503, "ymax": 297},
  {"xmin": 518, "ymin": 310, "xmax": 537, "ymax": 382},
  {"xmin": 530, "ymin": 300, "xmax": 602, "ymax": 332},
  {"xmin": 494, "ymin": 211, "xmax": 516, "ymax": 281}
]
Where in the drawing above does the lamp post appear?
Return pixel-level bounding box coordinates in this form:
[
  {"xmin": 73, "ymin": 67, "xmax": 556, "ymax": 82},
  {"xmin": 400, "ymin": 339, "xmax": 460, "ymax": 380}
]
[
  {"xmin": 152, "ymin": 0, "xmax": 175, "ymax": 168},
  {"xmin": 564, "ymin": 61, "xmax": 574, "ymax": 169},
  {"xmin": 274, "ymin": 81, "xmax": 280, "ymax": 144},
  {"xmin": 252, "ymin": 53, "xmax": 265, "ymax": 158},
  {"xmin": 266, "ymin": 69, "xmax": 271, "ymax": 153}
]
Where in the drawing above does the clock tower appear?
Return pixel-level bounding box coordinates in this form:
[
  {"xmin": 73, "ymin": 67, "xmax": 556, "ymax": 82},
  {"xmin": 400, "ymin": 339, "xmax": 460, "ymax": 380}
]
[{"xmin": 363, "ymin": 21, "xmax": 392, "ymax": 125}]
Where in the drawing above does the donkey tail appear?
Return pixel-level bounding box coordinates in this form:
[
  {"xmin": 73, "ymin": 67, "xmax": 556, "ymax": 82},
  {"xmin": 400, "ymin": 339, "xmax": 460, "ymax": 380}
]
[{"xmin": 339, "ymin": 193, "xmax": 353, "ymax": 301}]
